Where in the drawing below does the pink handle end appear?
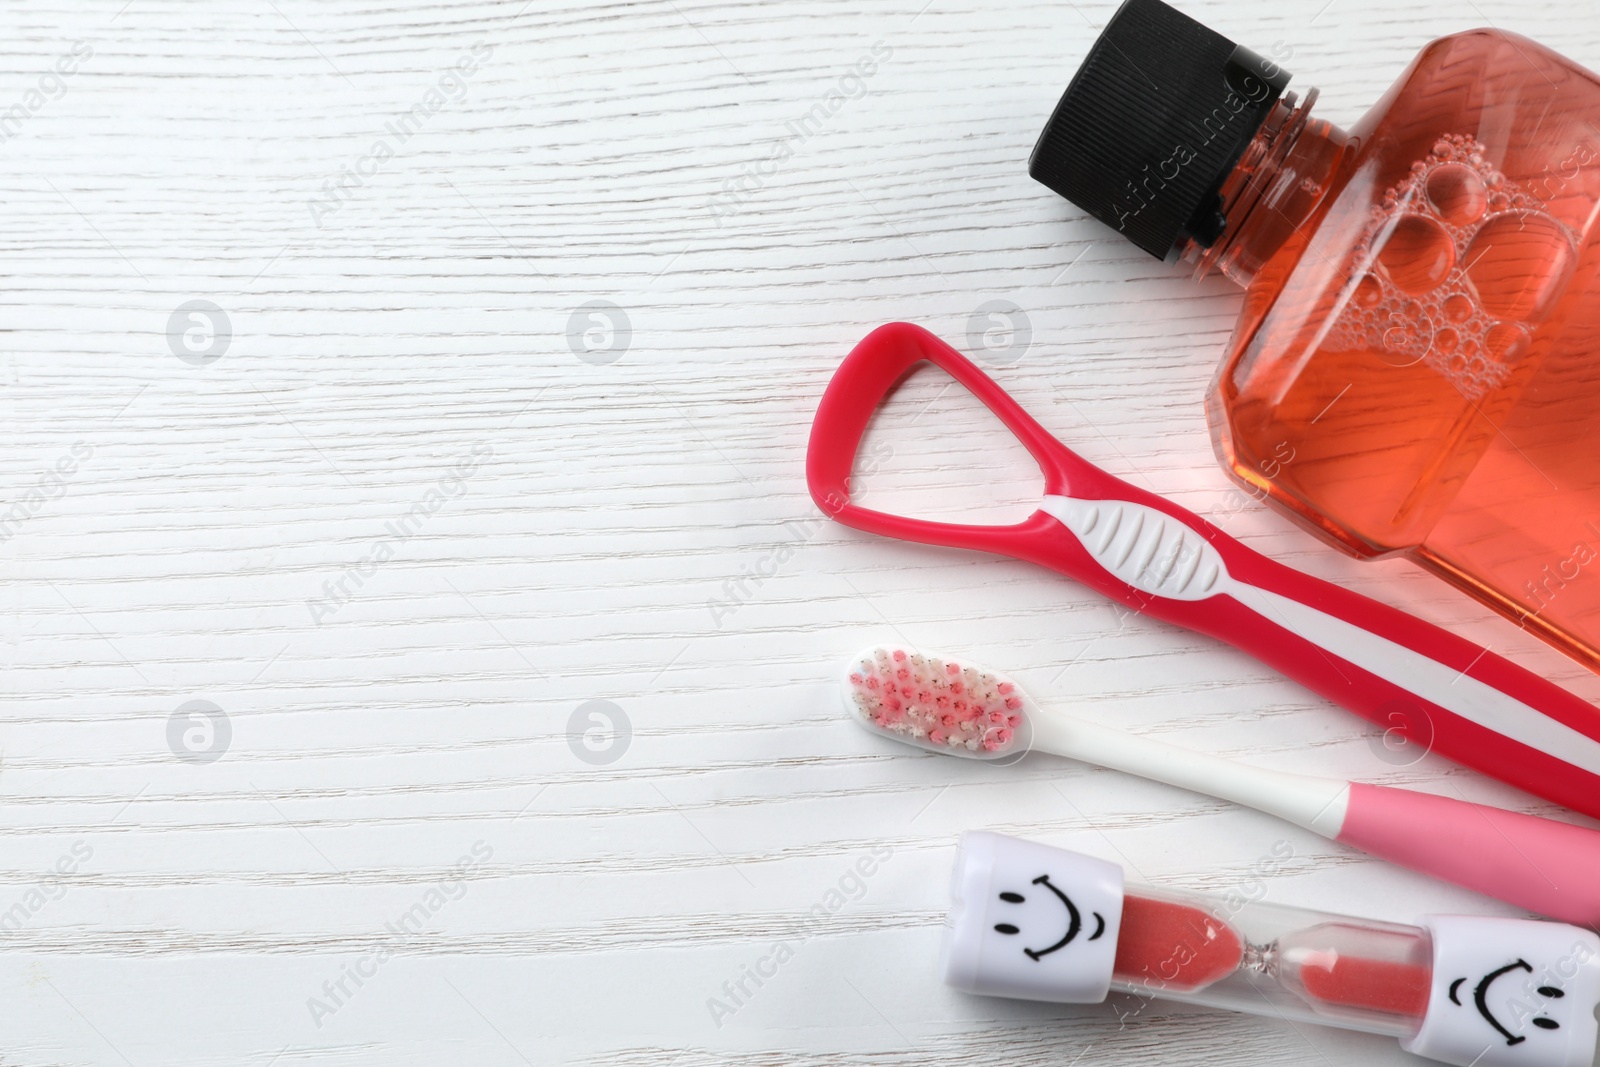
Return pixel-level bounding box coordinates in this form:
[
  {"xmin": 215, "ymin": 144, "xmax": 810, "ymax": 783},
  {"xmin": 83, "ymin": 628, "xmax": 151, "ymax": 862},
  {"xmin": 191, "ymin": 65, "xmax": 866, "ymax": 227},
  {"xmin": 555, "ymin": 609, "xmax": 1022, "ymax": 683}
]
[{"xmin": 1338, "ymin": 782, "xmax": 1600, "ymax": 925}]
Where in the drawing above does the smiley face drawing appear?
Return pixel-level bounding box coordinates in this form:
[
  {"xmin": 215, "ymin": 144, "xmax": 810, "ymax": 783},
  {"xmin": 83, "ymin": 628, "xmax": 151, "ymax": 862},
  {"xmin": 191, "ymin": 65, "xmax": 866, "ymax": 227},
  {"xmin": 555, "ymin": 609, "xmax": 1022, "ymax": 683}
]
[
  {"xmin": 1447, "ymin": 959, "xmax": 1565, "ymax": 1046},
  {"xmin": 944, "ymin": 832, "xmax": 1127, "ymax": 1003},
  {"xmin": 991, "ymin": 873, "xmax": 1108, "ymax": 961}
]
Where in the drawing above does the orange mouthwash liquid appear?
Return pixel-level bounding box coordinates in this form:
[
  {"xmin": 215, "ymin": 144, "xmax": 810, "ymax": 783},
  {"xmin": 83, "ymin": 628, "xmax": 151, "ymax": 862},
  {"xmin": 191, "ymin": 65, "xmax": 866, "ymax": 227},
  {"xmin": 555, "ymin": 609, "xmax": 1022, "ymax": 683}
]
[{"xmin": 1032, "ymin": 0, "xmax": 1600, "ymax": 672}]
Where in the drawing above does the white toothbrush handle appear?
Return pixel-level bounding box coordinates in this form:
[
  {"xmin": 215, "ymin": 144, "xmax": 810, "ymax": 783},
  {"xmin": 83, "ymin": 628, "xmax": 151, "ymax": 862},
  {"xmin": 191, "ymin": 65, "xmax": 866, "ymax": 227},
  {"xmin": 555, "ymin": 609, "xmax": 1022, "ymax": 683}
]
[
  {"xmin": 1030, "ymin": 706, "xmax": 1600, "ymax": 925},
  {"xmin": 1027, "ymin": 706, "xmax": 1351, "ymax": 836}
]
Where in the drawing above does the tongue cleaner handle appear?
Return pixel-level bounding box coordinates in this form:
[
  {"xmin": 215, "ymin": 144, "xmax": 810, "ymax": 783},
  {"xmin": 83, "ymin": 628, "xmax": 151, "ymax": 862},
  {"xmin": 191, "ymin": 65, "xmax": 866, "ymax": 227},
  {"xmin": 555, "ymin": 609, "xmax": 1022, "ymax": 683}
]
[{"xmin": 808, "ymin": 322, "xmax": 1600, "ymax": 820}]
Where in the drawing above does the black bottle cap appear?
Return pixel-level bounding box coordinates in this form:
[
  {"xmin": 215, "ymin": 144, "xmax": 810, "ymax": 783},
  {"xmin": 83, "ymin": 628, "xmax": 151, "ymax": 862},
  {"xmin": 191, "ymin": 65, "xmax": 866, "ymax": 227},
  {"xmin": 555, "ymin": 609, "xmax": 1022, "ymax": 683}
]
[{"xmin": 1029, "ymin": 0, "xmax": 1292, "ymax": 259}]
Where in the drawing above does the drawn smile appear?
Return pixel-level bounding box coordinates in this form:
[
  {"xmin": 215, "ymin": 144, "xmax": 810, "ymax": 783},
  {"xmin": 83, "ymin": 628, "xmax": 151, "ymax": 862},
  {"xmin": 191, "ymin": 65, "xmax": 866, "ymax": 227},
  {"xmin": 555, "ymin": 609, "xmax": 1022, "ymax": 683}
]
[
  {"xmin": 1450, "ymin": 959, "xmax": 1564, "ymax": 1045},
  {"xmin": 992, "ymin": 873, "xmax": 1106, "ymax": 961}
]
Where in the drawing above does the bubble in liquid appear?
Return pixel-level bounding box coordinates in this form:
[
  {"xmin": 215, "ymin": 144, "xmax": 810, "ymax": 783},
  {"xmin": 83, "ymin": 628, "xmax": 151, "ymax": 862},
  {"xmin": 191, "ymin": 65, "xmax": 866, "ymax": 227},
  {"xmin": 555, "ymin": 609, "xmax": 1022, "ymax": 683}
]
[
  {"xmin": 1353, "ymin": 273, "xmax": 1384, "ymax": 308},
  {"xmin": 1377, "ymin": 214, "xmax": 1456, "ymax": 295},
  {"xmin": 1426, "ymin": 163, "xmax": 1488, "ymax": 225},
  {"xmin": 1465, "ymin": 211, "xmax": 1577, "ymax": 321},
  {"xmin": 1484, "ymin": 321, "xmax": 1532, "ymax": 366},
  {"xmin": 1329, "ymin": 133, "xmax": 1575, "ymax": 401}
]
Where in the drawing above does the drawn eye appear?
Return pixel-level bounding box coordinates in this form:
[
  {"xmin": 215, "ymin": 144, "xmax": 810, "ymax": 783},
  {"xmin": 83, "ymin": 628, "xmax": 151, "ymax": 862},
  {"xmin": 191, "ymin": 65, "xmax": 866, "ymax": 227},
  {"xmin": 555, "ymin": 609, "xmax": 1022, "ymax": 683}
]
[
  {"xmin": 1533, "ymin": 1018, "xmax": 1560, "ymax": 1030},
  {"xmin": 1538, "ymin": 986, "xmax": 1565, "ymax": 998},
  {"xmin": 999, "ymin": 892, "xmax": 1024, "ymax": 903},
  {"xmin": 994, "ymin": 923, "xmax": 1020, "ymax": 935}
]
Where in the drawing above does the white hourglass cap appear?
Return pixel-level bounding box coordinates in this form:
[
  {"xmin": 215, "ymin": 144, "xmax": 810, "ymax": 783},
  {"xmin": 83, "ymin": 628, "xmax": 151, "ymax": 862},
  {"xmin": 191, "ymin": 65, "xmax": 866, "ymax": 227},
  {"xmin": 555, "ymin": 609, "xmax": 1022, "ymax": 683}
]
[
  {"xmin": 942, "ymin": 831, "xmax": 1125, "ymax": 1004},
  {"xmin": 1402, "ymin": 914, "xmax": 1600, "ymax": 1067}
]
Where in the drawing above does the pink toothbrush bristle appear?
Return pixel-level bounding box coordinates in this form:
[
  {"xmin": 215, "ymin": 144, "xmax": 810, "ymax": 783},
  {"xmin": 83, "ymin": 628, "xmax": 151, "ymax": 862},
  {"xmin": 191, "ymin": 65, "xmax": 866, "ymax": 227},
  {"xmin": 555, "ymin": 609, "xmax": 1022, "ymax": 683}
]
[{"xmin": 849, "ymin": 647, "xmax": 1022, "ymax": 753}]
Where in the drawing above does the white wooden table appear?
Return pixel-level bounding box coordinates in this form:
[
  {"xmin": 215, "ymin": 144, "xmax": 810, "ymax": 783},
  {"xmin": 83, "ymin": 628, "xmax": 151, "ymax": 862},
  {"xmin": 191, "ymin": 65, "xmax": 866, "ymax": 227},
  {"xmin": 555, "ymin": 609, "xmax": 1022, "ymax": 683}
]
[{"xmin": 6, "ymin": 0, "xmax": 1600, "ymax": 1063}]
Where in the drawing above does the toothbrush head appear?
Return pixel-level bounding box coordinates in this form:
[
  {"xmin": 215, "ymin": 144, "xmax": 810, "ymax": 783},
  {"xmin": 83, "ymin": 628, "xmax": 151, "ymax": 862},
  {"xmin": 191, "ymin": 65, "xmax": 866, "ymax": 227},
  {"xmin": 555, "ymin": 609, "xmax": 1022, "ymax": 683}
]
[{"xmin": 844, "ymin": 645, "xmax": 1033, "ymax": 760}]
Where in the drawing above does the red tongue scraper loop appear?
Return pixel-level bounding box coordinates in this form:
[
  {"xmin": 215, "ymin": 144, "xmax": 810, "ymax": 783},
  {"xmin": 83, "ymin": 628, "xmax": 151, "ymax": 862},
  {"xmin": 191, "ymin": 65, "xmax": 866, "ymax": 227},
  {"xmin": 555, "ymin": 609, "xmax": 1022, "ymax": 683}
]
[{"xmin": 806, "ymin": 322, "xmax": 1600, "ymax": 819}]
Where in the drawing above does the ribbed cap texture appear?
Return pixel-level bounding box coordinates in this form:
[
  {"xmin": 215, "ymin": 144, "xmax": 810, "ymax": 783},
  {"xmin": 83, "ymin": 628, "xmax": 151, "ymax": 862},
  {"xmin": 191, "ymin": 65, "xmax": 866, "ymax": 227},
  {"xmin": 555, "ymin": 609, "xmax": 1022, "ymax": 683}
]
[{"xmin": 1029, "ymin": 0, "xmax": 1291, "ymax": 258}]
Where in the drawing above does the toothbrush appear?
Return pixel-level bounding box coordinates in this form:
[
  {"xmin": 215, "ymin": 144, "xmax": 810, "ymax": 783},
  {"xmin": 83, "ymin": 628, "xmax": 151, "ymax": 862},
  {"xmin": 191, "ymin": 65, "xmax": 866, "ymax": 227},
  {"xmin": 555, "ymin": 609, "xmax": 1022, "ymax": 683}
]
[
  {"xmin": 807, "ymin": 322, "xmax": 1600, "ymax": 821},
  {"xmin": 845, "ymin": 644, "xmax": 1600, "ymax": 925}
]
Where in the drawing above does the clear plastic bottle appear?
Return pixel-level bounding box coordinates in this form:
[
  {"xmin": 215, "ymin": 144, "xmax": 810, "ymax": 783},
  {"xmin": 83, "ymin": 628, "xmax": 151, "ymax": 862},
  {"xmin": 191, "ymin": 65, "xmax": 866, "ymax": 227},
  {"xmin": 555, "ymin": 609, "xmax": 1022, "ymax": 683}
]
[{"xmin": 1031, "ymin": 0, "xmax": 1600, "ymax": 672}]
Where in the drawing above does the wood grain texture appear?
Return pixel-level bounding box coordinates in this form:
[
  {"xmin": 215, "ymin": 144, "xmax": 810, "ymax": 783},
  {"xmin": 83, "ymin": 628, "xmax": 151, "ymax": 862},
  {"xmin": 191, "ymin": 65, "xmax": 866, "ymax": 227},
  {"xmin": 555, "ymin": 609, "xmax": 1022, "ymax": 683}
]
[{"xmin": 4, "ymin": 0, "xmax": 1600, "ymax": 1063}]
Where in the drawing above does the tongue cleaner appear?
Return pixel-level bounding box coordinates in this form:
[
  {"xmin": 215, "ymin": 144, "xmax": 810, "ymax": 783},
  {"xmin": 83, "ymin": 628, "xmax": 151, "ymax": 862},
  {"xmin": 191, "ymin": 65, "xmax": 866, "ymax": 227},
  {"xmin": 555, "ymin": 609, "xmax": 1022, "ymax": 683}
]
[
  {"xmin": 846, "ymin": 644, "xmax": 1600, "ymax": 925},
  {"xmin": 809, "ymin": 322, "xmax": 1600, "ymax": 820}
]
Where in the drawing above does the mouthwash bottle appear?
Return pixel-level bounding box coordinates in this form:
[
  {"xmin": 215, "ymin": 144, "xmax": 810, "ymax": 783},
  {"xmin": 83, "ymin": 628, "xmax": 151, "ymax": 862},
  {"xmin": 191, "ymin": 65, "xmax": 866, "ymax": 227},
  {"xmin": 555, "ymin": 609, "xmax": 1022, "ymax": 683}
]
[{"xmin": 1032, "ymin": 0, "xmax": 1600, "ymax": 671}]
